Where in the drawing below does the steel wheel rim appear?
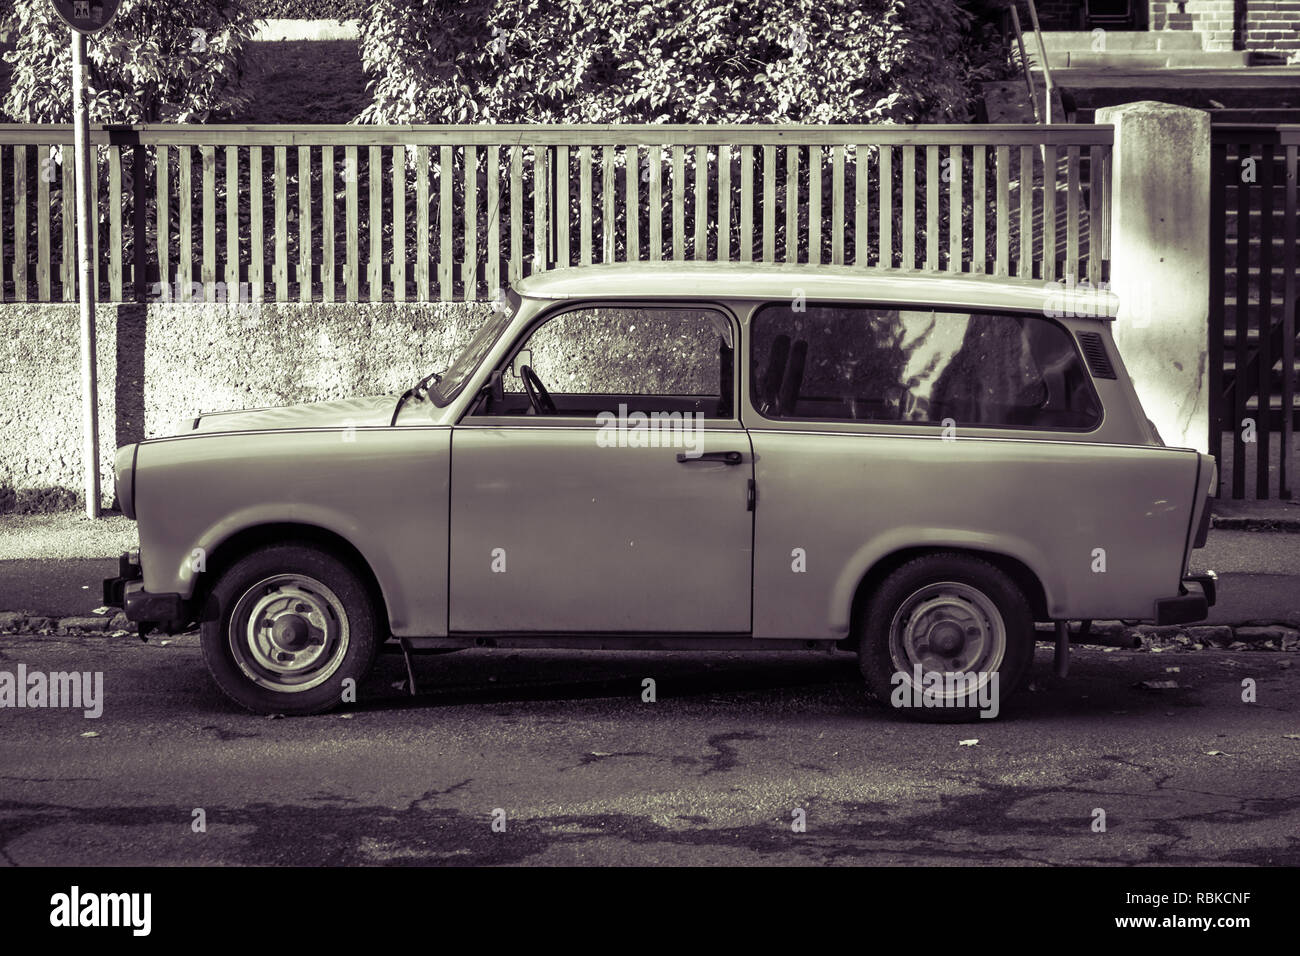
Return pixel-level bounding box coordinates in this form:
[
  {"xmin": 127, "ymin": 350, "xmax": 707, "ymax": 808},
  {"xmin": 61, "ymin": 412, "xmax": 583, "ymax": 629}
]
[
  {"xmin": 228, "ymin": 573, "xmax": 349, "ymax": 693},
  {"xmin": 889, "ymin": 580, "xmax": 1005, "ymax": 698}
]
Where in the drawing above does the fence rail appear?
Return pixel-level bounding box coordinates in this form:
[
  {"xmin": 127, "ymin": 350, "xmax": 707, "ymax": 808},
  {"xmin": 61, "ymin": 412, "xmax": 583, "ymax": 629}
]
[
  {"xmin": 1210, "ymin": 124, "xmax": 1299, "ymax": 501},
  {"xmin": 0, "ymin": 123, "xmax": 1112, "ymax": 305}
]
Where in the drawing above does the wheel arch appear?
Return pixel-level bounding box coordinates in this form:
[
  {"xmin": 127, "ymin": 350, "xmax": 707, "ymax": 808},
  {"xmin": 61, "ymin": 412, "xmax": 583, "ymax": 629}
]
[
  {"xmin": 842, "ymin": 546, "xmax": 1050, "ymax": 652},
  {"xmin": 192, "ymin": 522, "xmax": 391, "ymax": 637}
]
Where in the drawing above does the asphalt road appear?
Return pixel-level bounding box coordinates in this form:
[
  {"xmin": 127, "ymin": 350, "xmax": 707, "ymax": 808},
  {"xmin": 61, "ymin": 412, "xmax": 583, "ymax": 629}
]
[{"xmin": 0, "ymin": 632, "xmax": 1296, "ymax": 866}]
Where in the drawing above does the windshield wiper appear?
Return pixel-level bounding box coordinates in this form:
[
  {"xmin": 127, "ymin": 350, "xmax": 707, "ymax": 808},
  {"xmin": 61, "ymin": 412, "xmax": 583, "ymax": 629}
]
[{"xmin": 392, "ymin": 371, "xmax": 443, "ymax": 425}]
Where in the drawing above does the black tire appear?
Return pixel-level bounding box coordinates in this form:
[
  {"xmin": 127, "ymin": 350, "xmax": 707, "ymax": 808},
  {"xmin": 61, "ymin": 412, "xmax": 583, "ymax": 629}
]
[
  {"xmin": 200, "ymin": 544, "xmax": 379, "ymax": 715},
  {"xmin": 858, "ymin": 553, "xmax": 1034, "ymax": 722}
]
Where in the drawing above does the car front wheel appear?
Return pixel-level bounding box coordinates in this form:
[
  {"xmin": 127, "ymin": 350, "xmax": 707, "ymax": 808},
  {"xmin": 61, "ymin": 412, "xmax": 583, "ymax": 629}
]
[
  {"xmin": 200, "ymin": 544, "xmax": 379, "ymax": 715},
  {"xmin": 858, "ymin": 553, "xmax": 1034, "ymax": 722}
]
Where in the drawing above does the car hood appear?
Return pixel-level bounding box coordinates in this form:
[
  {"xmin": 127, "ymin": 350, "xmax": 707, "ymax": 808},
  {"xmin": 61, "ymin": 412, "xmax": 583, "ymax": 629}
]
[{"xmin": 187, "ymin": 395, "xmax": 399, "ymax": 434}]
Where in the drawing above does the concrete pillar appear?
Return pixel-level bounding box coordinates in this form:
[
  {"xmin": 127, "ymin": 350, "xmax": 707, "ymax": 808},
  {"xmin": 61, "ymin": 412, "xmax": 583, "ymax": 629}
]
[{"xmin": 1096, "ymin": 101, "xmax": 1211, "ymax": 453}]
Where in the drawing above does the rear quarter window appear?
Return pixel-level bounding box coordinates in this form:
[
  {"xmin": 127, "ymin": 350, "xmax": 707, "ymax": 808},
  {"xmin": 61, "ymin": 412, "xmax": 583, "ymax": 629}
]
[{"xmin": 749, "ymin": 302, "xmax": 1102, "ymax": 430}]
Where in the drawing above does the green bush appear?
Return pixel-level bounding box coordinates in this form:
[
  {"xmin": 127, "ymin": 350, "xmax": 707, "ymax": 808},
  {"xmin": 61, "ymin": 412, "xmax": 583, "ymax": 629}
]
[
  {"xmin": 358, "ymin": 0, "xmax": 982, "ymax": 126},
  {"xmin": 248, "ymin": 0, "xmax": 366, "ymax": 17},
  {"xmin": 2, "ymin": 0, "xmax": 256, "ymax": 123}
]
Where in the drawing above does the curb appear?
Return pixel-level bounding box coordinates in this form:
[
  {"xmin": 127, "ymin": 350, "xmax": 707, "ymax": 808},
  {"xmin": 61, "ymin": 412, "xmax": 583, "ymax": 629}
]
[
  {"xmin": 3, "ymin": 611, "xmax": 1298, "ymax": 651},
  {"xmin": 1211, "ymin": 515, "xmax": 1300, "ymax": 533}
]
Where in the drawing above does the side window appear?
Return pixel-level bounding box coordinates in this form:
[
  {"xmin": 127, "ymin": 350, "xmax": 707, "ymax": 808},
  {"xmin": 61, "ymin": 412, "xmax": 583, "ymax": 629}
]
[
  {"xmin": 749, "ymin": 302, "xmax": 1101, "ymax": 430},
  {"xmin": 476, "ymin": 306, "xmax": 735, "ymax": 418}
]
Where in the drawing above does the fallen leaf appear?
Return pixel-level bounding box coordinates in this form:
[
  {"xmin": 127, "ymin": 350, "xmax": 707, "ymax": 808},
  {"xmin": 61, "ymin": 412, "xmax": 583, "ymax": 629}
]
[
  {"xmin": 79, "ymin": 731, "xmax": 99, "ymax": 738},
  {"xmin": 1283, "ymin": 734, "xmax": 1300, "ymax": 740},
  {"xmin": 958, "ymin": 739, "xmax": 979, "ymax": 747},
  {"xmin": 1136, "ymin": 679, "xmax": 1179, "ymax": 691},
  {"xmin": 1165, "ymin": 666, "xmax": 1181, "ymax": 673},
  {"xmin": 92, "ymin": 606, "xmax": 111, "ymax": 615},
  {"xmin": 1203, "ymin": 750, "xmax": 1232, "ymax": 756},
  {"xmin": 589, "ymin": 751, "xmax": 613, "ymax": 757}
]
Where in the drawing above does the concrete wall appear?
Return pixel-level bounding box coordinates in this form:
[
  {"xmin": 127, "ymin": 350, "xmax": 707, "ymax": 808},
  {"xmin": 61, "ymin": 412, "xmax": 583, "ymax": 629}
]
[{"xmin": 0, "ymin": 300, "xmax": 492, "ymax": 512}]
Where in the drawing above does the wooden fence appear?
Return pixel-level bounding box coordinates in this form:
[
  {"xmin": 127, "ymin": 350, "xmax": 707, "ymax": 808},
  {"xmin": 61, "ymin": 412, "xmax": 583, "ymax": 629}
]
[
  {"xmin": 1210, "ymin": 124, "xmax": 1299, "ymax": 501},
  {"xmin": 0, "ymin": 124, "xmax": 1111, "ymax": 304}
]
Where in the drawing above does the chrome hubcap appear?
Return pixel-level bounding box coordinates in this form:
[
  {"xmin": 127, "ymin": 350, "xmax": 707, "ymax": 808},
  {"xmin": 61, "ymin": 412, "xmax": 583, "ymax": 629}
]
[
  {"xmin": 229, "ymin": 574, "xmax": 349, "ymax": 693},
  {"xmin": 889, "ymin": 581, "xmax": 1005, "ymax": 698}
]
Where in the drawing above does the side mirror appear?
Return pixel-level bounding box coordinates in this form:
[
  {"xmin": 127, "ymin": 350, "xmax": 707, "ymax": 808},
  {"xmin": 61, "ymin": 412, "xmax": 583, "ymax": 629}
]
[
  {"xmin": 487, "ymin": 369, "xmax": 505, "ymax": 404},
  {"xmin": 510, "ymin": 349, "xmax": 533, "ymax": 379}
]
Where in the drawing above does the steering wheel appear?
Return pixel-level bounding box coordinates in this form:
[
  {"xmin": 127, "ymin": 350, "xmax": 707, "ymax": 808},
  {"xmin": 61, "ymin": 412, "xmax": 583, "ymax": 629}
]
[{"xmin": 519, "ymin": 365, "xmax": 557, "ymax": 415}]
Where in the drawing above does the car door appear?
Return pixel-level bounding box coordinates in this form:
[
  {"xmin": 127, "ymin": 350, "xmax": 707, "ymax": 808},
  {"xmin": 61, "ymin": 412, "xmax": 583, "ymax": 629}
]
[{"xmin": 448, "ymin": 303, "xmax": 753, "ymax": 634}]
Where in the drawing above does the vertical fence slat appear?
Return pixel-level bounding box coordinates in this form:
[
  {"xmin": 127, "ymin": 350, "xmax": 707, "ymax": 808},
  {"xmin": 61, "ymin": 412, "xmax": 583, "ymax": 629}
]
[
  {"xmin": 37, "ymin": 145, "xmax": 50, "ymax": 300},
  {"xmin": 718, "ymin": 145, "xmax": 731, "ymax": 263},
  {"xmin": 108, "ymin": 146, "xmax": 122, "ymax": 300},
  {"xmin": 901, "ymin": 145, "xmax": 915, "ymax": 270},
  {"xmin": 509, "ymin": 146, "xmax": 523, "ymax": 280},
  {"xmin": 322, "ymin": 146, "xmax": 335, "ymax": 303},
  {"xmin": 487, "ymin": 144, "xmax": 500, "ymax": 296},
  {"xmin": 624, "ymin": 145, "xmax": 639, "ymax": 262},
  {"xmin": 879, "ymin": 145, "xmax": 893, "ymax": 269},
  {"xmin": 830, "ymin": 145, "xmax": 844, "ymax": 266},
  {"xmin": 555, "ymin": 145, "xmax": 568, "ymax": 269},
  {"xmin": 1088, "ymin": 144, "xmax": 1103, "ymax": 285},
  {"xmin": 442, "ymin": 145, "xmax": 455, "ymax": 296},
  {"xmin": 670, "ymin": 144, "xmax": 684, "ymax": 260},
  {"xmin": 346, "ymin": 146, "xmax": 360, "ymax": 301},
  {"xmin": 201, "ymin": 145, "xmax": 215, "ymax": 301},
  {"xmin": 1281, "ymin": 144, "xmax": 1297, "ymax": 500},
  {"xmin": 694, "ymin": 145, "xmax": 707, "ymax": 261},
  {"xmin": 530, "ymin": 145, "xmax": 545, "ymax": 274},
  {"xmin": 273, "ymin": 146, "xmax": 287, "ymax": 302},
  {"xmin": 1233, "ymin": 143, "xmax": 1250, "ymax": 498},
  {"xmin": 248, "ymin": 146, "xmax": 261, "ymax": 300},
  {"xmin": 924, "ymin": 145, "xmax": 938, "ymax": 271},
  {"xmin": 855, "ymin": 145, "xmax": 869, "ymax": 266},
  {"xmin": 1257, "ymin": 144, "xmax": 1274, "ymax": 500},
  {"xmin": 601, "ymin": 145, "xmax": 615, "ymax": 263},
  {"xmin": 785, "ymin": 145, "xmax": 799, "ymax": 264},
  {"xmin": 1019, "ymin": 146, "xmax": 1034, "ymax": 279},
  {"xmin": 415, "ymin": 146, "xmax": 428, "ymax": 299},
  {"xmin": 13, "ymin": 145, "xmax": 27, "ymax": 301},
  {"xmin": 392, "ymin": 145, "xmax": 406, "ymax": 303},
  {"xmin": 90, "ymin": 144, "xmax": 99, "ymax": 293},
  {"xmin": 299, "ymin": 146, "xmax": 312, "ymax": 303},
  {"xmin": 368, "ymin": 145, "xmax": 382, "ymax": 302},
  {"xmin": 969, "ymin": 145, "xmax": 984, "ymax": 275},
  {"xmin": 226, "ymin": 146, "xmax": 239, "ymax": 297},
  {"xmin": 1101, "ymin": 146, "xmax": 1112, "ymax": 263},
  {"xmin": 178, "ymin": 146, "xmax": 192, "ymax": 301},
  {"xmin": 808, "ymin": 145, "xmax": 822, "ymax": 266},
  {"xmin": 62, "ymin": 146, "xmax": 76, "ymax": 300},
  {"xmin": 133, "ymin": 145, "xmax": 146, "ymax": 300},
  {"xmin": 1066, "ymin": 145, "xmax": 1080, "ymax": 280},
  {"xmin": 761, "ymin": 145, "xmax": 776, "ymax": 263},
  {"xmin": 948, "ymin": 145, "xmax": 963, "ymax": 273},
  {"xmin": 579, "ymin": 145, "xmax": 592, "ymax": 266},
  {"xmin": 463, "ymin": 145, "xmax": 477, "ymax": 297},
  {"xmin": 994, "ymin": 145, "xmax": 1009, "ymax": 278},
  {"xmin": 648, "ymin": 145, "xmax": 662, "ymax": 261},
  {"xmin": 740, "ymin": 145, "xmax": 753, "ymax": 263},
  {"xmin": 1042, "ymin": 145, "xmax": 1056, "ymax": 282},
  {"xmin": 0, "ymin": 146, "xmax": 6, "ymax": 302}
]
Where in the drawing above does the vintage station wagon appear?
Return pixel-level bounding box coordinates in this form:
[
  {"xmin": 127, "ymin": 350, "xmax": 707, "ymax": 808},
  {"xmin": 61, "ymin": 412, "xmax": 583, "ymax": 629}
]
[{"xmin": 104, "ymin": 262, "xmax": 1217, "ymax": 719}]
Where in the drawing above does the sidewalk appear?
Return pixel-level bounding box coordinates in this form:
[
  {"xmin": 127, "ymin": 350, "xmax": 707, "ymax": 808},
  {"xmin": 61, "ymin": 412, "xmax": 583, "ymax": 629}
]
[{"xmin": 0, "ymin": 503, "xmax": 1297, "ymax": 626}]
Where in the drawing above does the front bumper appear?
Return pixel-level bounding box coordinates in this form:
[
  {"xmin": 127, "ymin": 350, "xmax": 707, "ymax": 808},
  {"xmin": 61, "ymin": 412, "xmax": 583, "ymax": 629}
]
[
  {"xmin": 103, "ymin": 551, "xmax": 190, "ymax": 633},
  {"xmin": 1154, "ymin": 571, "xmax": 1218, "ymax": 626}
]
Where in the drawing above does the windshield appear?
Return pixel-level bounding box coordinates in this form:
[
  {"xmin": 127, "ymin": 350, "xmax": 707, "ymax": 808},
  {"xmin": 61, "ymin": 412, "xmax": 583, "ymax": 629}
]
[{"xmin": 429, "ymin": 302, "xmax": 516, "ymax": 406}]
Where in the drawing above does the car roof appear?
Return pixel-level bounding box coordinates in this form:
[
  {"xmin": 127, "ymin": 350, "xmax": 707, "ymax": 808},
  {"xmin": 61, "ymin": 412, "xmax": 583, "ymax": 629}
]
[{"xmin": 512, "ymin": 262, "xmax": 1118, "ymax": 319}]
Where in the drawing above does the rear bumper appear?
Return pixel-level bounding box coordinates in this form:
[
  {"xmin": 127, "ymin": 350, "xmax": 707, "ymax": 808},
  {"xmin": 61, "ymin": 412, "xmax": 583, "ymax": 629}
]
[
  {"xmin": 1155, "ymin": 571, "xmax": 1218, "ymax": 625},
  {"xmin": 103, "ymin": 551, "xmax": 189, "ymax": 633}
]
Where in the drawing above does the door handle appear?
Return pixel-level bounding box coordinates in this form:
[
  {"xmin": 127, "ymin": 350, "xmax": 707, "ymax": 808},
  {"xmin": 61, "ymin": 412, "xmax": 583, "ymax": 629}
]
[{"xmin": 677, "ymin": 450, "xmax": 744, "ymax": 464}]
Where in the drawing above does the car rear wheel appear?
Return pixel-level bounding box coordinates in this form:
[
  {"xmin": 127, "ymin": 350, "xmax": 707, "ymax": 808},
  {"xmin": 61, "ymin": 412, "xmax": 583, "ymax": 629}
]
[
  {"xmin": 200, "ymin": 544, "xmax": 379, "ymax": 715},
  {"xmin": 858, "ymin": 554, "xmax": 1034, "ymax": 722}
]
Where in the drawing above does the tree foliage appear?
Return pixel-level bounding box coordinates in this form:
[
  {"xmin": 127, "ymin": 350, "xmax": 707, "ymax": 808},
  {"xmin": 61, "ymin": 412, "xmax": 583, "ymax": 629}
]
[
  {"xmin": 2, "ymin": 0, "xmax": 256, "ymax": 124},
  {"xmin": 358, "ymin": 0, "xmax": 983, "ymax": 126}
]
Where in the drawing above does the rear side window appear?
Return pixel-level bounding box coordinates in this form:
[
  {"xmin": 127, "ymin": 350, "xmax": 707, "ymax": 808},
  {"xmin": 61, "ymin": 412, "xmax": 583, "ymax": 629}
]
[{"xmin": 749, "ymin": 303, "xmax": 1101, "ymax": 430}]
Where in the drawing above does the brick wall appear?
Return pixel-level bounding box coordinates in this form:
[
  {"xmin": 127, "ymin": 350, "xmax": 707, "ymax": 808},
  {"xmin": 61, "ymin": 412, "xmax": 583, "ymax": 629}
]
[
  {"xmin": 1244, "ymin": 0, "xmax": 1300, "ymax": 53},
  {"xmin": 1149, "ymin": 1, "xmax": 1238, "ymax": 51}
]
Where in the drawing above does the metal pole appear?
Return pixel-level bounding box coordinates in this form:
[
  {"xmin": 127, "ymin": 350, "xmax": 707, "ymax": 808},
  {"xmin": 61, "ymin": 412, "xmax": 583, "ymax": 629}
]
[
  {"xmin": 1009, "ymin": 6, "xmax": 1040, "ymax": 124},
  {"xmin": 72, "ymin": 30, "xmax": 101, "ymax": 519},
  {"xmin": 1025, "ymin": 0, "xmax": 1055, "ymax": 126}
]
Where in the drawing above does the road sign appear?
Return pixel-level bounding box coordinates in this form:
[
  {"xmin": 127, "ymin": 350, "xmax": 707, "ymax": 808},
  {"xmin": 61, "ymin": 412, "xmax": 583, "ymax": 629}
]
[{"xmin": 50, "ymin": 0, "xmax": 122, "ymax": 35}]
